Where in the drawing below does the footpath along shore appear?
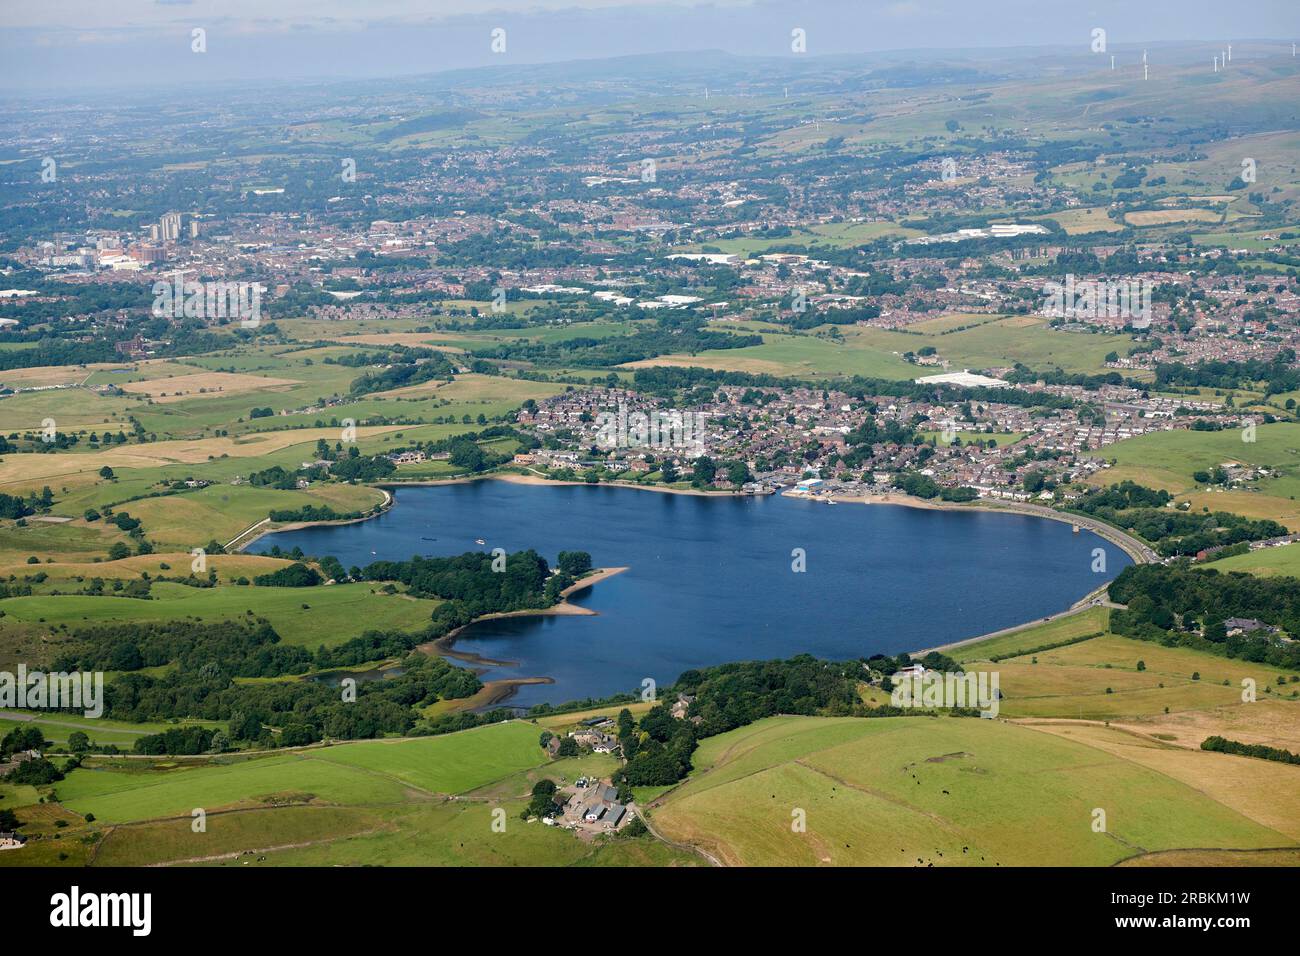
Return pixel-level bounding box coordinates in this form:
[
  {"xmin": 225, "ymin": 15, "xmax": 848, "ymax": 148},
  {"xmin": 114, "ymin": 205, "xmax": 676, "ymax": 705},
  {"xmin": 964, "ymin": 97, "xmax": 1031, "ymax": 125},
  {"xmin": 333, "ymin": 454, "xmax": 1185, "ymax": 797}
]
[
  {"xmin": 226, "ymin": 471, "xmax": 1155, "ymax": 702},
  {"xmin": 783, "ymin": 488, "xmax": 1158, "ymax": 565},
  {"xmin": 378, "ymin": 471, "xmax": 748, "ymax": 498}
]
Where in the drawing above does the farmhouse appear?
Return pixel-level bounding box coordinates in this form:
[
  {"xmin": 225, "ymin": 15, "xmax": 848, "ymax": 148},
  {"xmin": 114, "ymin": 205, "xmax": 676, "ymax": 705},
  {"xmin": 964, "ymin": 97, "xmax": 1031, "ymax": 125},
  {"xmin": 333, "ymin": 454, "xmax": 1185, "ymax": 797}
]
[
  {"xmin": 387, "ymin": 451, "xmax": 426, "ymax": 465},
  {"xmin": 1224, "ymin": 617, "xmax": 1273, "ymax": 636},
  {"xmin": 579, "ymin": 784, "xmax": 630, "ymax": 827},
  {"xmin": 572, "ymin": 728, "xmax": 619, "ymax": 753}
]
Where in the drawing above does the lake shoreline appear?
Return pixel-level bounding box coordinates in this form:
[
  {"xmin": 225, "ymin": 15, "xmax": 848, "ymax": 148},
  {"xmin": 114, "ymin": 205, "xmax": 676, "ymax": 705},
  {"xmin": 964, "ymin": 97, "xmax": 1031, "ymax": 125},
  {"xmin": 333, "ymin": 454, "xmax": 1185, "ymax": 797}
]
[
  {"xmin": 417, "ymin": 567, "xmax": 630, "ymax": 701},
  {"xmin": 782, "ymin": 488, "xmax": 1155, "ymax": 566},
  {"xmin": 254, "ymin": 480, "xmax": 1137, "ymax": 705},
  {"xmin": 231, "ymin": 488, "xmax": 393, "ymax": 552},
  {"xmin": 380, "ymin": 471, "xmax": 748, "ymax": 498}
]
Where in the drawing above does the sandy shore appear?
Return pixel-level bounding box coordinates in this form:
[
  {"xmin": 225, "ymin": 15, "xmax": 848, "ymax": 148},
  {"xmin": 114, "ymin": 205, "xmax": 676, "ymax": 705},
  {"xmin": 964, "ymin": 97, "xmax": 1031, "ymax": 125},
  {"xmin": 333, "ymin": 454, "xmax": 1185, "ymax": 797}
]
[
  {"xmin": 241, "ymin": 476, "xmax": 1147, "ymax": 698},
  {"xmin": 419, "ymin": 567, "xmax": 628, "ymax": 669},
  {"xmin": 449, "ymin": 676, "xmax": 556, "ymax": 711},
  {"xmin": 232, "ymin": 488, "xmax": 393, "ymax": 552},
  {"xmin": 381, "ymin": 472, "xmax": 747, "ymax": 498}
]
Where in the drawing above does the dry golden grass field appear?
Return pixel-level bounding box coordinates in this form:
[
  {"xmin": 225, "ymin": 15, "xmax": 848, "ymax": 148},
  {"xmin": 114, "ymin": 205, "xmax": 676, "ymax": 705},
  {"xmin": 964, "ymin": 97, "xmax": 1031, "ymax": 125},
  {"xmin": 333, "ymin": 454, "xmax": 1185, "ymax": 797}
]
[{"xmin": 119, "ymin": 371, "xmax": 301, "ymax": 403}]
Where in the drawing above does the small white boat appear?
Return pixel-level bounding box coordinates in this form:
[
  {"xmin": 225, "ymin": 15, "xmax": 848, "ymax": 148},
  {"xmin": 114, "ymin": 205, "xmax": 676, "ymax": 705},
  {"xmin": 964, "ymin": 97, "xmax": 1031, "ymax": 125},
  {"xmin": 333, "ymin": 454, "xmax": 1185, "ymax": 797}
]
[{"xmin": 475, "ymin": 538, "xmax": 486, "ymax": 545}]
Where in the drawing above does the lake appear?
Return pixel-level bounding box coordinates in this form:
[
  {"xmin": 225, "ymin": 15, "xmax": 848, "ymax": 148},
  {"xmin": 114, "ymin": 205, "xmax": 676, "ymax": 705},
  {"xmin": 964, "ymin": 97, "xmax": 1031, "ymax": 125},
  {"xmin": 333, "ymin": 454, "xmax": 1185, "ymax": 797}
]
[{"xmin": 251, "ymin": 480, "xmax": 1130, "ymax": 707}]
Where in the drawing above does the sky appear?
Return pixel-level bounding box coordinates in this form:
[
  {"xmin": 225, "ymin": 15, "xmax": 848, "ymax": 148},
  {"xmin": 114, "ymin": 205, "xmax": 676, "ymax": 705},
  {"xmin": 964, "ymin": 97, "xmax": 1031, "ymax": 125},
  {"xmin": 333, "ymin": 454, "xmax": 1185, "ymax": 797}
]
[{"xmin": 1, "ymin": 0, "xmax": 1297, "ymax": 90}]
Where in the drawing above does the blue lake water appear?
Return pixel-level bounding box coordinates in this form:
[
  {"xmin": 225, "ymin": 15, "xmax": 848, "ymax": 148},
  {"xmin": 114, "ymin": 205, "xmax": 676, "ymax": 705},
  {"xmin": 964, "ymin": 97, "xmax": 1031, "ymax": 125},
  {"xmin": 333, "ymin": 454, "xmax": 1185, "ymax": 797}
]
[{"xmin": 250, "ymin": 481, "xmax": 1129, "ymax": 707}]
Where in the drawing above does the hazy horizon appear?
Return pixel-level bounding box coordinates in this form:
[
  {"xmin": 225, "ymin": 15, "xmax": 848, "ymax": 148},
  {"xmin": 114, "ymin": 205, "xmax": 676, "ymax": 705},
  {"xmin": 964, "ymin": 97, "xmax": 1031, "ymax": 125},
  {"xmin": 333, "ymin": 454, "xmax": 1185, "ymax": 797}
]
[{"xmin": 2, "ymin": 0, "xmax": 1297, "ymax": 91}]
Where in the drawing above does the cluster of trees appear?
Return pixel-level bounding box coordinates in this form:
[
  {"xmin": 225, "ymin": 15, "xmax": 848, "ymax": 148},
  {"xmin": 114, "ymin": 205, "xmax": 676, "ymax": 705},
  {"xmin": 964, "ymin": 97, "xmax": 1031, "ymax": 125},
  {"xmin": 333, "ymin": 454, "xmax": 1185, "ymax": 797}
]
[
  {"xmin": 34, "ymin": 549, "xmax": 593, "ymax": 747},
  {"xmin": 55, "ymin": 619, "xmax": 315, "ymax": 678},
  {"xmin": 134, "ymin": 726, "xmax": 216, "ymax": 756},
  {"xmin": 627, "ymin": 364, "xmax": 1076, "ymax": 417},
  {"xmin": 348, "ymin": 351, "xmax": 456, "ymax": 396},
  {"xmin": 521, "ymin": 778, "xmax": 562, "ymax": 820},
  {"xmin": 867, "ymin": 651, "xmax": 960, "ymax": 680},
  {"xmin": 55, "ymin": 624, "xmax": 483, "ymax": 746},
  {"xmin": 1201, "ymin": 735, "xmax": 1300, "ymax": 766},
  {"xmin": 613, "ymin": 655, "xmax": 892, "ymax": 789},
  {"xmin": 248, "ymin": 464, "xmax": 309, "ymax": 489},
  {"xmin": 890, "ymin": 471, "xmax": 977, "ymax": 502},
  {"xmin": 1154, "ymin": 349, "xmax": 1299, "ymax": 396},
  {"xmin": 1072, "ymin": 482, "xmax": 1286, "ymax": 557},
  {"xmin": 0, "ymin": 492, "xmax": 37, "ymax": 520},
  {"xmin": 379, "ymin": 426, "xmax": 532, "ymax": 477},
  {"xmin": 615, "ymin": 704, "xmax": 698, "ymax": 786},
  {"xmin": 785, "ymin": 304, "xmax": 880, "ymax": 331},
  {"xmin": 268, "ymin": 504, "xmax": 367, "ymax": 522},
  {"xmin": 1108, "ymin": 564, "xmax": 1300, "ymax": 668},
  {"xmin": 329, "ymin": 454, "xmax": 397, "ymax": 483},
  {"xmin": 472, "ymin": 316, "xmax": 763, "ymax": 368},
  {"xmin": 1, "ymin": 726, "xmax": 66, "ymax": 784},
  {"xmin": 252, "ymin": 563, "xmax": 323, "ymax": 587},
  {"xmin": 1, "ymin": 725, "xmax": 46, "ymax": 758}
]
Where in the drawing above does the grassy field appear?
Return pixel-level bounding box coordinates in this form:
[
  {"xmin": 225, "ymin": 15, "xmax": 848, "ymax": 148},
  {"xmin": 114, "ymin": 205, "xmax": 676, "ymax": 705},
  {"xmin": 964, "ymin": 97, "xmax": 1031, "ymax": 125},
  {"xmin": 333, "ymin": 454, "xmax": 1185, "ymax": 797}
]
[
  {"xmin": 1125, "ymin": 208, "xmax": 1221, "ymax": 227},
  {"xmin": 968, "ymin": 633, "xmax": 1299, "ymax": 720},
  {"xmin": 940, "ymin": 605, "xmax": 1111, "ymax": 663},
  {"xmin": 52, "ymin": 721, "xmax": 545, "ymax": 823},
  {"xmin": 620, "ymin": 314, "xmax": 1131, "ymax": 381},
  {"xmin": 90, "ymin": 805, "xmax": 383, "ymax": 866},
  {"xmin": 0, "ymin": 579, "xmax": 439, "ymax": 647},
  {"xmin": 0, "ymin": 712, "xmax": 222, "ymax": 748},
  {"xmin": 123, "ymin": 482, "xmax": 386, "ymax": 549},
  {"xmin": 622, "ymin": 330, "xmax": 918, "ymax": 379},
  {"xmin": 300, "ymin": 721, "xmax": 548, "ymax": 794},
  {"xmin": 2, "ymin": 719, "xmax": 698, "ymax": 868},
  {"xmin": 1028, "ymin": 206, "xmax": 1123, "ymax": 234},
  {"xmin": 649, "ymin": 715, "xmax": 1297, "ymax": 866},
  {"xmin": 532, "ymin": 700, "xmax": 657, "ymax": 733},
  {"xmin": 1211, "ymin": 543, "xmax": 1300, "ymax": 577},
  {"xmin": 919, "ymin": 430, "xmax": 1026, "ymax": 448},
  {"xmin": 679, "ymin": 220, "xmax": 924, "ymax": 257},
  {"xmin": 1099, "ymin": 422, "xmax": 1300, "ymax": 529}
]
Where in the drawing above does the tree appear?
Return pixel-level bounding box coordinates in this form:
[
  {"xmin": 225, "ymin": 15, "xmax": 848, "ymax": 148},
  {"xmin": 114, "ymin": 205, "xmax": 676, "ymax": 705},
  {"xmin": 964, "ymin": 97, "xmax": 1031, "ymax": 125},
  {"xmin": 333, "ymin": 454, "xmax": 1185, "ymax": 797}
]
[
  {"xmin": 1, "ymin": 726, "xmax": 45, "ymax": 756},
  {"xmin": 448, "ymin": 439, "xmax": 487, "ymax": 472},
  {"xmin": 522, "ymin": 777, "xmax": 560, "ymax": 819},
  {"xmin": 725, "ymin": 461, "xmax": 752, "ymax": 485},
  {"xmin": 98, "ymin": 466, "xmax": 114, "ymax": 479},
  {"xmin": 557, "ymin": 551, "xmax": 593, "ymax": 577},
  {"xmin": 4, "ymin": 756, "xmax": 63, "ymax": 785},
  {"xmin": 66, "ymin": 731, "xmax": 90, "ymax": 753},
  {"xmin": 252, "ymin": 563, "xmax": 322, "ymax": 587},
  {"xmin": 691, "ymin": 456, "xmax": 717, "ymax": 487}
]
